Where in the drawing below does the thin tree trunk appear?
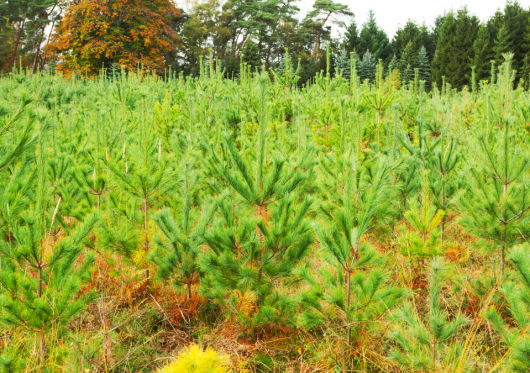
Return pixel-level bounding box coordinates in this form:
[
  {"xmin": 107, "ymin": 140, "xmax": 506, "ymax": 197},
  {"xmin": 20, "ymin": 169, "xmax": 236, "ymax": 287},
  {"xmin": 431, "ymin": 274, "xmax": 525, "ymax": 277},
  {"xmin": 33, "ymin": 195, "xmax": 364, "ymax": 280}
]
[
  {"xmin": 40, "ymin": 16, "xmax": 59, "ymax": 71},
  {"xmin": 144, "ymin": 199, "xmax": 149, "ymax": 279},
  {"xmin": 31, "ymin": 28, "xmax": 45, "ymax": 76},
  {"xmin": 343, "ymin": 266, "xmax": 352, "ymax": 373},
  {"xmin": 11, "ymin": 19, "xmax": 26, "ymax": 73}
]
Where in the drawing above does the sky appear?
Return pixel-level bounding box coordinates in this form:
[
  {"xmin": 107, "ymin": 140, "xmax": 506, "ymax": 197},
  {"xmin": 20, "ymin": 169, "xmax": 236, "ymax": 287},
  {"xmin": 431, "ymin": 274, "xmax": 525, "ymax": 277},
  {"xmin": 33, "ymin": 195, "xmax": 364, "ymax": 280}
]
[{"xmin": 296, "ymin": 0, "xmax": 530, "ymax": 39}]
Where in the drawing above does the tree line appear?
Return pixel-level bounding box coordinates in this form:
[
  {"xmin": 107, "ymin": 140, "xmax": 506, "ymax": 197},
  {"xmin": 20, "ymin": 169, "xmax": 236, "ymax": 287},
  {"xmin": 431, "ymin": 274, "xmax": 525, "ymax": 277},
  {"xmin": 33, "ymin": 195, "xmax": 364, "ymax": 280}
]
[{"xmin": 1, "ymin": 0, "xmax": 530, "ymax": 89}]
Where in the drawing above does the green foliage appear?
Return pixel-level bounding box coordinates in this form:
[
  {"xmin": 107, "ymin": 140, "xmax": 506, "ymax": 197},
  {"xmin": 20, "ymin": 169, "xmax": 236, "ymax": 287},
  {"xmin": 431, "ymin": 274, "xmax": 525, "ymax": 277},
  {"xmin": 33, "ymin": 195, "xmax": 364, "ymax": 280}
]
[
  {"xmin": 299, "ymin": 151, "xmax": 403, "ymax": 369},
  {"xmin": 199, "ymin": 76, "xmax": 316, "ymax": 326},
  {"xmin": 485, "ymin": 244, "xmax": 530, "ymax": 372},
  {"xmin": 432, "ymin": 9, "xmax": 480, "ymax": 89},
  {"xmin": 417, "ymin": 46, "xmax": 431, "ymax": 89},
  {"xmin": 358, "ymin": 10, "xmax": 391, "ymax": 62},
  {"xmin": 389, "ymin": 258, "xmax": 469, "ymax": 371},
  {"xmin": 358, "ymin": 50, "xmax": 376, "ymax": 83},
  {"xmin": 458, "ymin": 56, "xmax": 530, "ymax": 278}
]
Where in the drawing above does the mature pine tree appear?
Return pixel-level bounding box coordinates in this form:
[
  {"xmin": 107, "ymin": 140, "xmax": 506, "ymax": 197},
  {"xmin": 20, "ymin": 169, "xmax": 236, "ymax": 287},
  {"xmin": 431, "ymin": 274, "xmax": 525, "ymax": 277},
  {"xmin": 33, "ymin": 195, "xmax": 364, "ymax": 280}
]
[
  {"xmin": 471, "ymin": 24, "xmax": 492, "ymax": 82},
  {"xmin": 302, "ymin": 0, "xmax": 352, "ymax": 57},
  {"xmin": 417, "ymin": 46, "xmax": 431, "ymax": 89}
]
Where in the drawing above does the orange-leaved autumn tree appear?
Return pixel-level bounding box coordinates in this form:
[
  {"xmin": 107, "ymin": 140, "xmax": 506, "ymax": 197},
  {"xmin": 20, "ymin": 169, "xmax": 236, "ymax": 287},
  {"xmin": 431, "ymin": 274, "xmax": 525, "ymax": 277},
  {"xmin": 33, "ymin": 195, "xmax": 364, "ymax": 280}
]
[{"xmin": 47, "ymin": 0, "xmax": 184, "ymax": 75}]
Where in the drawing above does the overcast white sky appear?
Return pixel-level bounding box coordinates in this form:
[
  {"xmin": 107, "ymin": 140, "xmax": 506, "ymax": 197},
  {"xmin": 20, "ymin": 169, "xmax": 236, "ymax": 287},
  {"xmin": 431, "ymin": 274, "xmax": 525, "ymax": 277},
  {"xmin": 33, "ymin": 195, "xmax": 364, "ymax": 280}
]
[{"xmin": 297, "ymin": 0, "xmax": 530, "ymax": 39}]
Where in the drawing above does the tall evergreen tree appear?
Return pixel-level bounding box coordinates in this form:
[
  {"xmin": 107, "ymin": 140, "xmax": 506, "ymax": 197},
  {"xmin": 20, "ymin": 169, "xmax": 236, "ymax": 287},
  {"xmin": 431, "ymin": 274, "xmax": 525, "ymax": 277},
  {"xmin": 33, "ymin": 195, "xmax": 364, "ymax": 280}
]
[
  {"xmin": 399, "ymin": 40, "xmax": 416, "ymax": 75},
  {"xmin": 493, "ymin": 26, "xmax": 513, "ymax": 67},
  {"xmin": 358, "ymin": 50, "xmax": 376, "ymax": 82},
  {"xmin": 302, "ymin": 0, "xmax": 352, "ymax": 57},
  {"xmin": 471, "ymin": 24, "xmax": 492, "ymax": 82},
  {"xmin": 335, "ymin": 49, "xmax": 350, "ymax": 79},
  {"xmin": 342, "ymin": 17, "xmax": 360, "ymax": 53},
  {"xmin": 417, "ymin": 46, "xmax": 431, "ymax": 88},
  {"xmin": 402, "ymin": 63, "xmax": 414, "ymax": 85},
  {"xmin": 241, "ymin": 39, "xmax": 261, "ymax": 71},
  {"xmin": 392, "ymin": 20, "xmax": 435, "ymax": 62},
  {"xmin": 432, "ymin": 8, "xmax": 479, "ymax": 89},
  {"xmin": 359, "ymin": 10, "xmax": 391, "ymax": 62}
]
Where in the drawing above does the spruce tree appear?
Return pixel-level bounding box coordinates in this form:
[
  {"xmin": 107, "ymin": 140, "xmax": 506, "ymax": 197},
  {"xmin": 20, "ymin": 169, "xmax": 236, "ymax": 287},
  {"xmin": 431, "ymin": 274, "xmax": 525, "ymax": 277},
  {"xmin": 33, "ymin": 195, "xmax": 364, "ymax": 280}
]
[
  {"xmin": 432, "ymin": 8, "xmax": 479, "ymax": 89},
  {"xmin": 334, "ymin": 49, "xmax": 351, "ymax": 79},
  {"xmin": 300, "ymin": 57, "xmax": 319, "ymax": 86},
  {"xmin": 471, "ymin": 24, "xmax": 493, "ymax": 83},
  {"xmin": 359, "ymin": 10, "xmax": 391, "ymax": 62},
  {"xmin": 399, "ymin": 40, "xmax": 416, "ymax": 75},
  {"xmin": 241, "ymin": 39, "xmax": 261, "ymax": 71},
  {"xmin": 417, "ymin": 46, "xmax": 431, "ymax": 89},
  {"xmin": 342, "ymin": 17, "xmax": 360, "ymax": 53},
  {"xmin": 493, "ymin": 26, "xmax": 513, "ymax": 67},
  {"xmin": 358, "ymin": 50, "xmax": 376, "ymax": 83},
  {"xmin": 402, "ymin": 63, "xmax": 414, "ymax": 85}
]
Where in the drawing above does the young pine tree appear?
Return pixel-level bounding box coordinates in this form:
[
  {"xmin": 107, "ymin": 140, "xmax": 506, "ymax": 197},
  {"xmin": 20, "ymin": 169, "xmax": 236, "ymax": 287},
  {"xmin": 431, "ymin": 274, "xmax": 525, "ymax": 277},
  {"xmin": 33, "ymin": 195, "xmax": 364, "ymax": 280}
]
[
  {"xmin": 457, "ymin": 55, "xmax": 530, "ymax": 279},
  {"xmin": 150, "ymin": 157, "xmax": 215, "ymax": 299},
  {"xmin": 0, "ymin": 93, "xmax": 36, "ymax": 172},
  {"xmin": 298, "ymin": 151, "xmax": 403, "ymax": 372},
  {"xmin": 388, "ymin": 258, "xmax": 470, "ymax": 371},
  {"xmin": 200, "ymin": 75, "xmax": 315, "ymax": 326},
  {"xmin": 485, "ymin": 244, "xmax": 530, "ymax": 372}
]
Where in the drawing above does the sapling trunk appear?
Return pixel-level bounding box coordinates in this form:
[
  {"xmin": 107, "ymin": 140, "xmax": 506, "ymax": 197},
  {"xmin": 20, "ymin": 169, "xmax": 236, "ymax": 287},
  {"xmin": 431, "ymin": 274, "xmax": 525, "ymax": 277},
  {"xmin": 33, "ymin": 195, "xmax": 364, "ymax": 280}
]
[{"xmin": 144, "ymin": 199, "xmax": 149, "ymax": 279}]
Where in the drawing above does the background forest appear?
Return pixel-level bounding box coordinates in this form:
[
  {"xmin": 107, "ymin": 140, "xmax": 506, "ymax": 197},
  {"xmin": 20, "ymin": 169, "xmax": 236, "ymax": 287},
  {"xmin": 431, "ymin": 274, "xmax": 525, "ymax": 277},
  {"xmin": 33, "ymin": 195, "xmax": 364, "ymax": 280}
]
[{"xmin": 1, "ymin": 0, "xmax": 530, "ymax": 89}]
